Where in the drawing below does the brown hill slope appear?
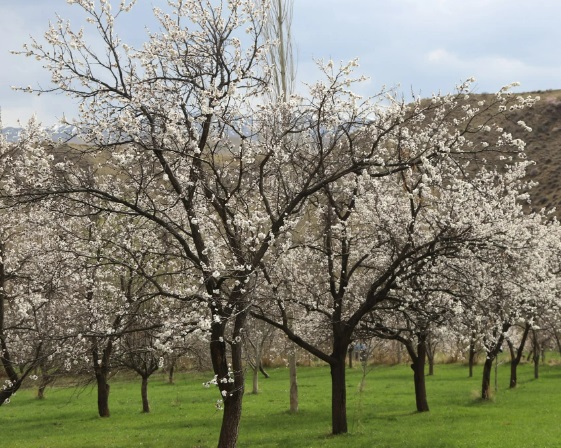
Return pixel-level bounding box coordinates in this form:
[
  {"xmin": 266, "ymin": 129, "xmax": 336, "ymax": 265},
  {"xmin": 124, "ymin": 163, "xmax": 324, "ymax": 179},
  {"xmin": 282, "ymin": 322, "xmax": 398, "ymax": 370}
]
[
  {"xmin": 49, "ymin": 89, "xmax": 561, "ymax": 217},
  {"xmin": 435, "ymin": 88, "xmax": 561, "ymax": 216},
  {"xmin": 512, "ymin": 90, "xmax": 561, "ymax": 215}
]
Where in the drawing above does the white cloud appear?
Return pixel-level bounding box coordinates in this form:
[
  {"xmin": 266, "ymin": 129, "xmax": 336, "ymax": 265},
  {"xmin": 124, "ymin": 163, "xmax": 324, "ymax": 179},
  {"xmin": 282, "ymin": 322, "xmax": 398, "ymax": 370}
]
[
  {"xmin": 427, "ymin": 49, "xmax": 453, "ymax": 63},
  {"xmin": 422, "ymin": 48, "xmax": 561, "ymax": 93},
  {"xmin": 2, "ymin": 0, "xmax": 561, "ymax": 126}
]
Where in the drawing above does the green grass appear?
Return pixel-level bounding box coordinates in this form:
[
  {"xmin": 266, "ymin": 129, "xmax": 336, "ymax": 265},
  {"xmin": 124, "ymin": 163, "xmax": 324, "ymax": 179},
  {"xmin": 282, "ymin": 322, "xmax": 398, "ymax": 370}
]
[{"xmin": 3, "ymin": 362, "xmax": 561, "ymax": 447}]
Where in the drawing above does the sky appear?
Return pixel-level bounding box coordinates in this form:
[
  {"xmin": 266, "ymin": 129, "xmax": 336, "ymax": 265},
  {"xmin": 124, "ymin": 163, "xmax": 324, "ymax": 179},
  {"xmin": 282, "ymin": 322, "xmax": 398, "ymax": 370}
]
[{"xmin": 1, "ymin": 0, "xmax": 561, "ymax": 127}]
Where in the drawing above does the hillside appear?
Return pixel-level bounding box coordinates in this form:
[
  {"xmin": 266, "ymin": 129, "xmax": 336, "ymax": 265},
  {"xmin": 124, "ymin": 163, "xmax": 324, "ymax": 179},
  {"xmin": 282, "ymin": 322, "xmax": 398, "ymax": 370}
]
[
  {"xmin": 3, "ymin": 90, "xmax": 561, "ymax": 216},
  {"xmin": 505, "ymin": 89, "xmax": 561, "ymax": 216}
]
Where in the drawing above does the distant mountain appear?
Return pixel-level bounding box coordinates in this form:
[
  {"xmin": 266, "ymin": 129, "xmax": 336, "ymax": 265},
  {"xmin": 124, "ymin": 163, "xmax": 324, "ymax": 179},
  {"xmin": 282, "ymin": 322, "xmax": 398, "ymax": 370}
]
[{"xmin": 1, "ymin": 124, "xmax": 82, "ymax": 143}]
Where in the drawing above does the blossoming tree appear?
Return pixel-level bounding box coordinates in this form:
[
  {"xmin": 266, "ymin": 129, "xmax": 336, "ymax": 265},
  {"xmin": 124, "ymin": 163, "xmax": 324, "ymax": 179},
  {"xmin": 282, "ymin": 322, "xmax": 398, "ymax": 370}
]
[{"xmin": 11, "ymin": 0, "xmax": 546, "ymax": 445}]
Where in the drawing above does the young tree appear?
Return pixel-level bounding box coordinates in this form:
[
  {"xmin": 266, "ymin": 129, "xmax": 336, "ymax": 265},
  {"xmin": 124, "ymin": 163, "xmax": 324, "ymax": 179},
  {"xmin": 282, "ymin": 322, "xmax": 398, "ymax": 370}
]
[
  {"xmin": 360, "ymin": 285, "xmax": 455, "ymax": 413},
  {"xmin": 446, "ymin": 214, "xmax": 559, "ymax": 400},
  {"xmin": 117, "ymin": 329, "xmax": 162, "ymax": 413},
  {"xmin": 0, "ymin": 120, "xmax": 80, "ymax": 405},
  {"xmin": 242, "ymin": 315, "xmax": 274, "ymax": 394},
  {"xmin": 253, "ymin": 87, "xmax": 541, "ymax": 430},
  {"xmin": 506, "ymin": 322, "xmax": 531, "ymax": 389}
]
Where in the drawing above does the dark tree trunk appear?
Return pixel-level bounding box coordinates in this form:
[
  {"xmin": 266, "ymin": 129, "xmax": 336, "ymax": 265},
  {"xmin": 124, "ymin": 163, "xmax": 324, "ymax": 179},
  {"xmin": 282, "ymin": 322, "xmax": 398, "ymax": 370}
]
[
  {"xmin": 141, "ymin": 375, "xmax": 150, "ymax": 413},
  {"xmin": 0, "ymin": 378, "xmax": 22, "ymax": 406},
  {"xmin": 92, "ymin": 339, "xmax": 113, "ymax": 418},
  {"xmin": 507, "ymin": 339, "xmax": 517, "ymax": 389},
  {"xmin": 426, "ymin": 337, "xmax": 435, "ymax": 377},
  {"xmin": 37, "ymin": 361, "xmax": 56, "ymax": 400},
  {"xmin": 481, "ymin": 325, "xmax": 508, "ymax": 400},
  {"xmin": 481, "ymin": 357, "xmax": 493, "ymax": 400},
  {"xmin": 37, "ymin": 384, "xmax": 46, "ymax": 400},
  {"xmin": 404, "ymin": 338, "xmax": 429, "ymax": 413},
  {"xmin": 219, "ymin": 389, "xmax": 243, "ymax": 447},
  {"xmin": 509, "ymin": 323, "xmax": 530, "ymax": 389},
  {"xmin": 252, "ymin": 364, "xmax": 259, "ymax": 395},
  {"xmin": 509, "ymin": 359, "xmax": 517, "ymax": 389},
  {"xmin": 211, "ymin": 304, "xmax": 247, "ymax": 448},
  {"xmin": 0, "ymin": 341, "xmax": 22, "ymax": 406},
  {"xmin": 329, "ymin": 357, "xmax": 347, "ymax": 434},
  {"xmin": 533, "ymin": 353, "xmax": 539, "ymax": 379},
  {"xmin": 168, "ymin": 361, "xmax": 175, "ymax": 384},
  {"xmin": 95, "ymin": 371, "xmax": 111, "ymax": 417},
  {"xmin": 0, "ymin": 340, "xmax": 38, "ymax": 406},
  {"xmin": 0, "ymin": 260, "xmax": 24, "ymax": 406},
  {"xmin": 553, "ymin": 329, "xmax": 561, "ymax": 358},
  {"xmin": 468, "ymin": 337, "xmax": 476, "ymax": 378},
  {"xmin": 532, "ymin": 330, "xmax": 540, "ymax": 379},
  {"xmin": 259, "ymin": 363, "xmax": 270, "ymax": 379},
  {"xmin": 481, "ymin": 334, "xmax": 506, "ymax": 399},
  {"xmin": 348, "ymin": 346, "xmax": 353, "ymax": 369}
]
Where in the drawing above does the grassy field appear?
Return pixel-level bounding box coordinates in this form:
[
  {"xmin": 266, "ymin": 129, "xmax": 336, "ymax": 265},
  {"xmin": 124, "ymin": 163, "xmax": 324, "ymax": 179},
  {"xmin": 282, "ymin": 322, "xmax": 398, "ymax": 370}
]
[{"xmin": 3, "ymin": 361, "xmax": 561, "ymax": 448}]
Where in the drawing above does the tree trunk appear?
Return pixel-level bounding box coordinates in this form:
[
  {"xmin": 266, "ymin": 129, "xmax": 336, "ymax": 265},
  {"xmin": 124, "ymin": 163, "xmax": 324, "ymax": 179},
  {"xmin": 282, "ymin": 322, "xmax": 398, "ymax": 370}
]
[
  {"xmin": 509, "ymin": 323, "xmax": 530, "ymax": 389},
  {"xmin": 211, "ymin": 304, "xmax": 247, "ymax": 448},
  {"xmin": 92, "ymin": 338, "xmax": 113, "ymax": 418},
  {"xmin": 252, "ymin": 365, "xmax": 259, "ymax": 394},
  {"xmin": 0, "ymin": 275, "xmax": 24, "ymax": 406},
  {"xmin": 218, "ymin": 388, "xmax": 243, "ymax": 448},
  {"xmin": 329, "ymin": 357, "xmax": 347, "ymax": 434},
  {"xmin": 426, "ymin": 337, "xmax": 435, "ymax": 377},
  {"xmin": 168, "ymin": 360, "xmax": 175, "ymax": 384},
  {"xmin": 259, "ymin": 363, "xmax": 270, "ymax": 379},
  {"xmin": 37, "ymin": 384, "xmax": 46, "ymax": 400},
  {"xmin": 289, "ymin": 348, "xmax": 298, "ymax": 413},
  {"xmin": 552, "ymin": 329, "xmax": 561, "ymax": 358},
  {"xmin": 0, "ymin": 342, "xmax": 22, "ymax": 405},
  {"xmin": 251, "ymin": 339, "xmax": 264, "ymax": 394},
  {"xmin": 141, "ymin": 375, "xmax": 150, "ymax": 413},
  {"xmin": 481, "ymin": 328, "xmax": 508, "ymax": 400},
  {"xmin": 348, "ymin": 346, "xmax": 353, "ymax": 369},
  {"xmin": 0, "ymin": 378, "xmax": 21, "ymax": 406},
  {"xmin": 287, "ymin": 311, "xmax": 298, "ymax": 413},
  {"xmin": 481, "ymin": 357, "xmax": 493, "ymax": 400},
  {"xmin": 95, "ymin": 371, "xmax": 111, "ymax": 417},
  {"xmin": 468, "ymin": 338, "xmax": 476, "ymax": 378},
  {"xmin": 411, "ymin": 340, "xmax": 429, "ymax": 412},
  {"xmin": 532, "ymin": 330, "xmax": 540, "ymax": 379},
  {"xmin": 533, "ymin": 353, "xmax": 539, "ymax": 379},
  {"xmin": 509, "ymin": 351, "xmax": 518, "ymax": 389},
  {"xmin": 37, "ymin": 361, "xmax": 55, "ymax": 400}
]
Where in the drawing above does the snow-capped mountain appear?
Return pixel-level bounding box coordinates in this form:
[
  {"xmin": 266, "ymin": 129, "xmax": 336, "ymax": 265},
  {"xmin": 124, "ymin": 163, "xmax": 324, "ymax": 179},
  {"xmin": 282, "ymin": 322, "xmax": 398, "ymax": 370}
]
[{"xmin": 1, "ymin": 124, "xmax": 82, "ymax": 143}]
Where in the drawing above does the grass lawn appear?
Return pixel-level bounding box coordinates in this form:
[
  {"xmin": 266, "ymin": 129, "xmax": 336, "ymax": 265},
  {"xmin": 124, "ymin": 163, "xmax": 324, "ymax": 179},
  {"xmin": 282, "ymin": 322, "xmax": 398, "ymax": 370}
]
[{"xmin": 2, "ymin": 361, "xmax": 561, "ymax": 447}]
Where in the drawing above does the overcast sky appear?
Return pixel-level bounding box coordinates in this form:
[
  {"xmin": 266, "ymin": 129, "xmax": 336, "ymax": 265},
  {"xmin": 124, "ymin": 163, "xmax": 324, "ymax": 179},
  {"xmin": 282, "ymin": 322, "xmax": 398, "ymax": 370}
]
[{"xmin": 1, "ymin": 0, "xmax": 561, "ymax": 127}]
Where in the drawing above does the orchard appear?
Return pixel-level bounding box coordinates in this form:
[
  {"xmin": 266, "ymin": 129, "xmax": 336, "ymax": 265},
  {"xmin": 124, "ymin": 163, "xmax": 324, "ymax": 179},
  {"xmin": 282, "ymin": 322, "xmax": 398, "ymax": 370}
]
[{"xmin": 2, "ymin": 2, "xmax": 561, "ymax": 448}]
